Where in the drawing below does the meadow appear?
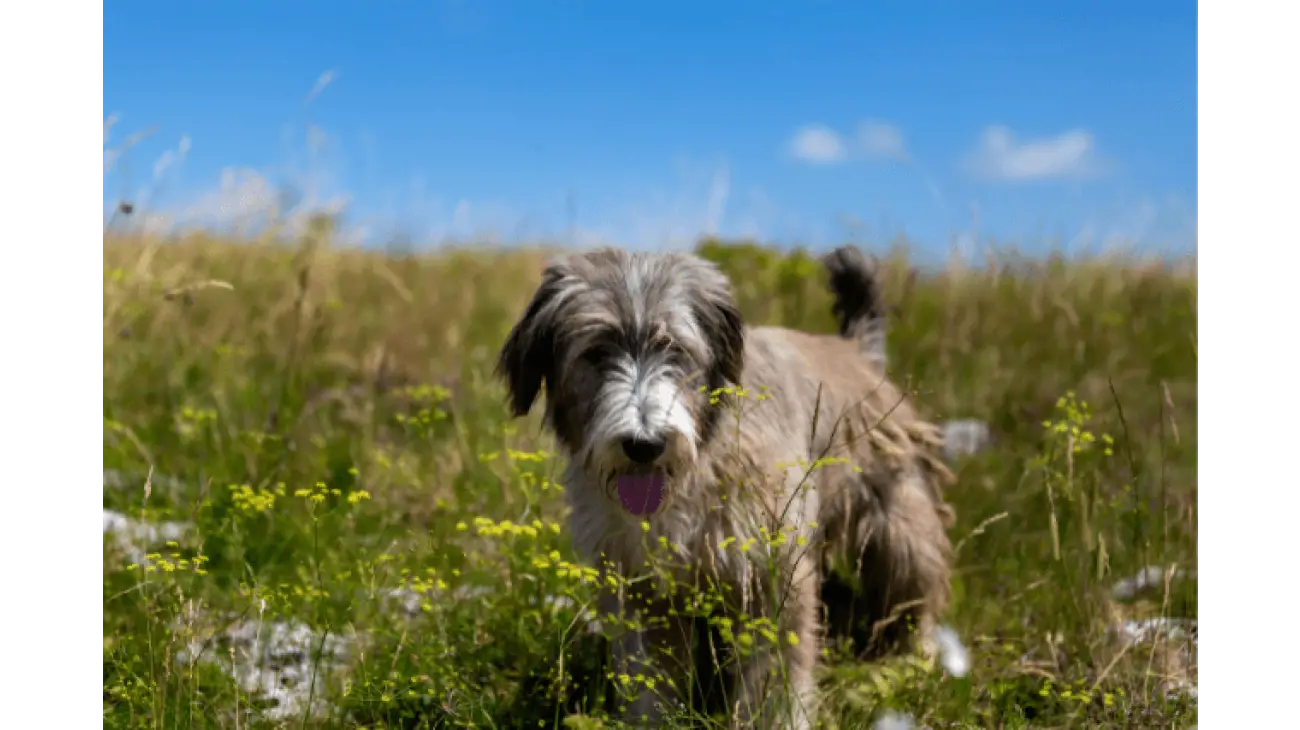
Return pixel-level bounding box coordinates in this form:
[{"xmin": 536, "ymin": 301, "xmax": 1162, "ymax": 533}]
[{"xmin": 102, "ymin": 224, "xmax": 1197, "ymax": 729}]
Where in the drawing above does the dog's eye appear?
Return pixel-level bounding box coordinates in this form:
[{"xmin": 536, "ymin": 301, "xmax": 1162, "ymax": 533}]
[
  {"xmin": 579, "ymin": 343, "xmax": 616, "ymax": 368},
  {"xmin": 662, "ymin": 340, "xmax": 690, "ymax": 364}
]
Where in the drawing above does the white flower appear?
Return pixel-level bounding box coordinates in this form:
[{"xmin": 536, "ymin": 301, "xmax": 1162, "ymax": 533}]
[
  {"xmin": 874, "ymin": 710, "xmax": 915, "ymax": 730},
  {"xmin": 933, "ymin": 624, "xmax": 971, "ymax": 678}
]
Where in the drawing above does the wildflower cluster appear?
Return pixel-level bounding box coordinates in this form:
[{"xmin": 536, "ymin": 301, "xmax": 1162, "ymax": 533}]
[
  {"xmin": 474, "ymin": 446, "xmax": 550, "ymax": 470},
  {"xmin": 1041, "ymin": 391, "xmax": 1115, "ymax": 457},
  {"xmin": 294, "ymin": 480, "xmax": 338, "ymax": 506},
  {"xmin": 394, "ymin": 384, "xmax": 451, "ymax": 434},
  {"xmin": 229, "ymin": 478, "xmax": 371, "ymax": 520},
  {"xmin": 1039, "ymin": 677, "xmax": 1125, "ymax": 708},
  {"xmin": 237, "ymin": 581, "xmax": 328, "ymax": 614},
  {"xmin": 479, "ymin": 448, "xmax": 566, "ymax": 520},
  {"xmin": 699, "ymin": 383, "xmax": 773, "ymax": 405},
  {"xmin": 127, "ymin": 542, "xmax": 210, "ymax": 576},
  {"xmin": 712, "ymin": 614, "xmax": 802, "ymax": 655},
  {"xmin": 230, "ymin": 482, "xmax": 284, "ymax": 514},
  {"xmin": 503, "ymin": 448, "xmax": 552, "ymax": 463},
  {"xmin": 175, "ymin": 405, "xmax": 218, "ymax": 440},
  {"xmin": 756, "ymin": 522, "xmax": 813, "ymax": 550},
  {"xmin": 459, "ymin": 516, "xmax": 605, "ymax": 587},
  {"xmin": 462, "ymin": 515, "xmax": 563, "ymax": 540},
  {"xmin": 395, "ymin": 567, "xmax": 454, "ymax": 614},
  {"xmin": 609, "ymin": 668, "xmax": 664, "ymax": 697},
  {"xmin": 775, "ymin": 454, "xmax": 861, "ymax": 475}
]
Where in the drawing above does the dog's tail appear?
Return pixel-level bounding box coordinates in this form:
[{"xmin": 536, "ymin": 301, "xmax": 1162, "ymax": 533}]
[{"xmin": 822, "ymin": 245, "xmax": 889, "ymax": 367}]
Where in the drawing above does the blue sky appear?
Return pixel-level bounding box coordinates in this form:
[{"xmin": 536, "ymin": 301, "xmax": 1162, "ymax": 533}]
[{"xmin": 104, "ymin": 0, "xmax": 1197, "ymax": 256}]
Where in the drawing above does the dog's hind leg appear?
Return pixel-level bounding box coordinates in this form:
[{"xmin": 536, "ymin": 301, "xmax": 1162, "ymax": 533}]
[{"xmin": 835, "ymin": 469, "xmax": 953, "ymax": 660}]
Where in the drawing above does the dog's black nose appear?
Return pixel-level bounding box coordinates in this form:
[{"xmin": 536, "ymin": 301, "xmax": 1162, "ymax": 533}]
[{"xmin": 621, "ymin": 437, "xmax": 666, "ymax": 465}]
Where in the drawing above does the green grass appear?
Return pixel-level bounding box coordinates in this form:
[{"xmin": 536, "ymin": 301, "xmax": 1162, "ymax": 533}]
[{"xmin": 102, "ymin": 229, "xmax": 1197, "ymax": 729}]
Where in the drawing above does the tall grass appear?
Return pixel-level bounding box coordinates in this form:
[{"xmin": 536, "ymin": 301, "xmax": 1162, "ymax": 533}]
[{"xmin": 103, "ymin": 230, "xmax": 1196, "ymax": 728}]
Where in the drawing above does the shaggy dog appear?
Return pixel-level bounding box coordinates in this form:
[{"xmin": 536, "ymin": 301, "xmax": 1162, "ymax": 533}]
[{"xmin": 496, "ymin": 246, "xmax": 955, "ymax": 728}]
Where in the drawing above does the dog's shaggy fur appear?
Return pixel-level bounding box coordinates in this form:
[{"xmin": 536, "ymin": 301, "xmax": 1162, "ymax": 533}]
[{"xmin": 496, "ymin": 246, "xmax": 955, "ymax": 728}]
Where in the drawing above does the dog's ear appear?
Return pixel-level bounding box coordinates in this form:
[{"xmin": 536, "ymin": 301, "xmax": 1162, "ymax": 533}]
[
  {"xmin": 496, "ymin": 263, "xmax": 568, "ymax": 417},
  {"xmin": 690, "ymin": 265, "xmax": 746, "ymax": 386}
]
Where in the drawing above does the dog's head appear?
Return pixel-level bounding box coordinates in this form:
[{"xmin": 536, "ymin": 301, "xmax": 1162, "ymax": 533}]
[{"xmin": 496, "ymin": 247, "xmax": 745, "ymax": 517}]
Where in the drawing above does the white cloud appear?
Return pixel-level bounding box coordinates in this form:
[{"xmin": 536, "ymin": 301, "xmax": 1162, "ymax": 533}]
[
  {"xmin": 967, "ymin": 125, "xmax": 1105, "ymax": 181},
  {"xmin": 304, "ymin": 70, "xmax": 337, "ymax": 106},
  {"xmin": 115, "ymin": 113, "xmax": 828, "ymax": 250},
  {"xmin": 788, "ymin": 124, "xmax": 848, "ymax": 164},
  {"xmin": 858, "ymin": 119, "xmax": 909, "ymax": 161}
]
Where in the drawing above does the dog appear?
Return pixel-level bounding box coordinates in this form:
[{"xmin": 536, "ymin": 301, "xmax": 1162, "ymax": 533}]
[{"xmin": 496, "ymin": 245, "xmax": 955, "ymax": 728}]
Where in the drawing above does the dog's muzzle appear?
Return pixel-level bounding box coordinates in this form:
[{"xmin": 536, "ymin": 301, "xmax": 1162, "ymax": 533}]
[
  {"xmin": 610, "ymin": 436, "xmax": 666, "ymax": 516},
  {"xmin": 621, "ymin": 436, "xmax": 666, "ymax": 465}
]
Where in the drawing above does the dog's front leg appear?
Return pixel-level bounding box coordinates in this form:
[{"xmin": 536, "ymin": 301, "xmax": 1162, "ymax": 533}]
[
  {"xmin": 731, "ymin": 556, "xmax": 820, "ymax": 730},
  {"xmin": 601, "ymin": 590, "xmax": 695, "ymax": 725}
]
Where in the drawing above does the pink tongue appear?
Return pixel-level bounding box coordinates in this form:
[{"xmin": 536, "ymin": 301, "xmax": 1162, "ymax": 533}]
[{"xmin": 617, "ymin": 474, "xmax": 666, "ymax": 516}]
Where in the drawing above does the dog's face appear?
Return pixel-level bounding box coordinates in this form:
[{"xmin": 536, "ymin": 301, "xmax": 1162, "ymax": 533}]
[{"xmin": 496, "ymin": 248, "xmax": 745, "ymax": 517}]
